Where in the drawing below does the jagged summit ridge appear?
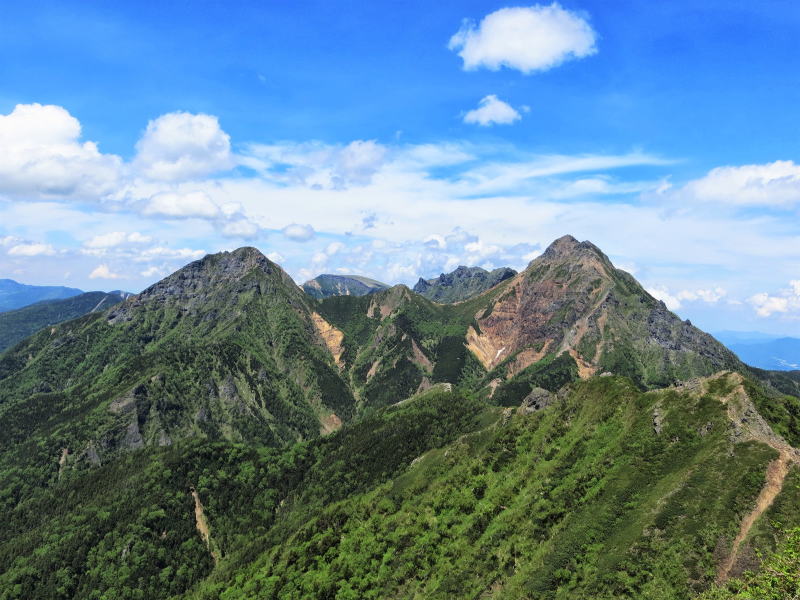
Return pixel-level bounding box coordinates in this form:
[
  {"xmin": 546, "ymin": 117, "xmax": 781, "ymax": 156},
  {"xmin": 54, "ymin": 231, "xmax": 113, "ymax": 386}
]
[
  {"xmin": 108, "ymin": 247, "xmax": 298, "ymax": 323},
  {"xmin": 466, "ymin": 234, "xmax": 741, "ymax": 385},
  {"xmin": 414, "ymin": 265, "xmax": 517, "ymax": 303},
  {"xmin": 534, "ymin": 234, "xmax": 609, "ymax": 266}
]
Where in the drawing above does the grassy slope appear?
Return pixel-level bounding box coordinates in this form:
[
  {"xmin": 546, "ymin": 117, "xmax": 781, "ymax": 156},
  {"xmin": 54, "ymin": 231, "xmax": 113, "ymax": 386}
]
[{"xmin": 188, "ymin": 375, "xmax": 800, "ymax": 600}]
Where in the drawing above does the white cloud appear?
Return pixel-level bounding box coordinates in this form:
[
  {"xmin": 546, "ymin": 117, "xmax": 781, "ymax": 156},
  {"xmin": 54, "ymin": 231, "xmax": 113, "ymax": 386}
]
[
  {"xmin": 677, "ymin": 160, "xmax": 800, "ymax": 207},
  {"xmin": 7, "ymin": 242, "xmax": 56, "ymax": 256},
  {"xmin": 142, "ymin": 191, "xmax": 221, "ymax": 218},
  {"xmin": 0, "ymin": 103, "xmax": 121, "ymax": 199},
  {"xmin": 242, "ymin": 139, "xmax": 387, "ymax": 190},
  {"xmin": 221, "ymin": 219, "xmax": 259, "ymax": 239},
  {"xmin": 89, "ymin": 264, "xmax": 122, "ymax": 279},
  {"xmin": 133, "ymin": 112, "xmax": 233, "ymax": 181},
  {"xmin": 84, "ymin": 231, "xmax": 152, "ymax": 249},
  {"xmin": 749, "ymin": 280, "xmax": 800, "ymax": 317},
  {"xmin": 136, "ymin": 247, "xmax": 206, "ymax": 262},
  {"xmin": 336, "ymin": 140, "xmax": 387, "ymax": 185},
  {"xmin": 647, "ymin": 286, "xmax": 728, "ymax": 311},
  {"xmin": 647, "ymin": 286, "xmax": 682, "ymax": 311},
  {"xmin": 449, "ymin": 3, "xmax": 597, "ymax": 74},
  {"xmin": 464, "ymin": 95, "xmax": 522, "ymax": 126},
  {"xmin": 140, "ymin": 265, "xmax": 165, "ymax": 278},
  {"xmin": 283, "ymin": 223, "xmax": 316, "ymax": 242},
  {"xmin": 266, "ymin": 251, "xmax": 285, "ymax": 264},
  {"xmin": 0, "ymin": 236, "xmax": 20, "ymax": 247}
]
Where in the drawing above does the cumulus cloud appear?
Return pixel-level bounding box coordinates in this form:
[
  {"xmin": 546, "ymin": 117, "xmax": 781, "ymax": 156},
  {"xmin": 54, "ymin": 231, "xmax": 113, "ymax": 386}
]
[
  {"xmin": 449, "ymin": 3, "xmax": 597, "ymax": 74},
  {"xmin": 647, "ymin": 286, "xmax": 727, "ymax": 311},
  {"xmin": 283, "ymin": 223, "xmax": 316, "ymax": 242},
  {"xmin": 464, "ymin": 95, "xmax": 522, "ymax": 126},
  {"xmin": 142, "ymin": 191, "xmax": 221, "ymax": 218},
  {"xmin": 0, "ymin": 103, "xmax": 121, "ymax": 199},
  {"xmin": 89, "ymin": 264, "xmax": 122, "ymax": 279},
  {"xmin": 749, "ymin": 281, "xmax": 800, "ymax": 317},
  {"xmin": 133, "ymin": 112, "xmax": 233, "ymax": 181},
  {"xmin": 7, "ymin": 242, "xmax": 56, "ymax": 257},
  {"xmin": 676, "ymin": 160, "xmax": 800, "ymax": 207}
]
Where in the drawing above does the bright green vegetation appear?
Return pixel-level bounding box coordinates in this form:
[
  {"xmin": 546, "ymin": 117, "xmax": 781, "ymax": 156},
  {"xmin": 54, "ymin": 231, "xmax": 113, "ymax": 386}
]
[
  {"xmin": 182, "ymin": 376, "xmax": 800, "ymax": 600},
  {"xmin": 0, "ymin": 388, "xmax": 489, "ymax": 599},
  {"xmin": 0, "ymin": 248, "xmax": 353, "ymax": 496},
  {"xmin": 5, "ymin": 374, "xmax": 797, "ymax": 599},
  {"xmin": 0, "ymin": 291, "xmax": 126, "ymax": 353},
  {"xmin": 700, "ymin": 526, "xmax": 800, "ymax": 599},
  {"xmin": 490, "ymin": 351, "xmax": 579, "ymax": 406},
  {"xmin": 2, "ymin": 242, "xmax": 800, "ymax": 599},
  {"xmin": 316, "ymin": 282, "xmax": 516, "ymax": 410}
]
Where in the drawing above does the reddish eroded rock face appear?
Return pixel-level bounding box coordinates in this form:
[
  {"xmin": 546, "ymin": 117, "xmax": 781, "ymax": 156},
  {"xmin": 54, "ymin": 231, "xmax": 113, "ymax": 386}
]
[{"xmin": 467, "ymin": 235, "xmax": 613, "ymax": 375}]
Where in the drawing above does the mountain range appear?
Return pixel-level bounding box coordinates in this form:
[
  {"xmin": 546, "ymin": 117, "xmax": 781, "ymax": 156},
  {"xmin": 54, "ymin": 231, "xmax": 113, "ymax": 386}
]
[
  {"xmin": 714, "ymin": 331, "xmax": 800, "ymax": 371},
  {"xmin": 413, "ymin": 265, "xmax": 517, "ymax": 303},
  {"xmin": 0, "ymin": 290, "xmax": 129, "ymax": 353},
  {"xmin": 0, "ymin": 235, "xmax": 798, "ymax": 599},
  {"xmin": 0, "ymin": 278, "xmax": 83, "ymax": 312},
  {"xmin": 301, "ymin": 274, "xmax": 389, "ymax": 299}
]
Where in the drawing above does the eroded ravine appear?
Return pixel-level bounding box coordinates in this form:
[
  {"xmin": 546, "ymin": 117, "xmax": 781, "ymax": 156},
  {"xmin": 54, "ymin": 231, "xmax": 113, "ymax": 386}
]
[{"xmin": 191, "ymin": 486, "xmax": 220, "ymax": 565}]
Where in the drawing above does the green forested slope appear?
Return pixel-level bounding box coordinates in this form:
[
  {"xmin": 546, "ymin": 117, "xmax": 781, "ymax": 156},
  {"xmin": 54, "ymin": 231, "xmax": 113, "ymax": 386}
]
[
  {"xmin": 0, "ymin": 388, "xmax": 489, "ymax": 599},
  {"xmin": 0, "ymin": 248, "xmax": 352, "ymax": 497},
  {"xmin": 1, "ymin": 240, "xmax": 800, "ymax": 599},
  {"xmin": 187, "ymin": 374, "xmax": 800, "ymax": 600}
]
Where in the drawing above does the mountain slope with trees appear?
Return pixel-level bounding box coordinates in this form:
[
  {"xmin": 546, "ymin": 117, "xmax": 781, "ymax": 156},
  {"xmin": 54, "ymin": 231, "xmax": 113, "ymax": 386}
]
[{"xmin": 0, "ymin": 237, "xmax": 798, "ymax": 599}]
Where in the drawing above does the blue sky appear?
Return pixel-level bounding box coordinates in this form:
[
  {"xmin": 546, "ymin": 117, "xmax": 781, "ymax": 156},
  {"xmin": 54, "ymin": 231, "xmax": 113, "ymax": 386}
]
[{"xmin": 1, "ymin": 0, "xmax": 799, "ymax": 334}]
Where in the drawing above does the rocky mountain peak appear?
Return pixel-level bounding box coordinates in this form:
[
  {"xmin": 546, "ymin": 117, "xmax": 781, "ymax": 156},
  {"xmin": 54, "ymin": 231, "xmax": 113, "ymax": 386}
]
[
  {"xmin": 413, "ymin": 265, "xmax": 517, "ymax": 303},
  {"xmin": 108, "ymin": 246, "xmax": 295, "ymax": 324},
  {"xmin": 538, "ymin": 234, "xmax": 606, "ymax": 262}
]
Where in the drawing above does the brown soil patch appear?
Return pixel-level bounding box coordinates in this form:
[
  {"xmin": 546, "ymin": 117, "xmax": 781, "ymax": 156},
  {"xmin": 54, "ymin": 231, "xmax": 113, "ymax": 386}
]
[
  {"xmin": 310, "ymin": 312, "xmax": 345, "ymax": 368},
  {"xmin": 320, "ymin": 412, "xmax": 342, "ymax": 435},
  {"xmin": 190, "ymin": 487, "xmax": 219, "ymax": 565},
  {"xmin": 716, "ymin": 451, "xmax": 793, "ymax": 582}
]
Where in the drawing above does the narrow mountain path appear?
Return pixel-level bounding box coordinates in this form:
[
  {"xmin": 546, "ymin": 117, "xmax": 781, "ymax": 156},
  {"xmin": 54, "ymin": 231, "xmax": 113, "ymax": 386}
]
[
  {"xmin": 716, "ymin": 449, "xmax": 793, "ymax": 582},
  {"xmin": 705, "ymin": 372, "xmax": 800, "ymax": 582},
  {"xmin": 190, "ymin": 486, "xmax": 220, "ymax": 565}
]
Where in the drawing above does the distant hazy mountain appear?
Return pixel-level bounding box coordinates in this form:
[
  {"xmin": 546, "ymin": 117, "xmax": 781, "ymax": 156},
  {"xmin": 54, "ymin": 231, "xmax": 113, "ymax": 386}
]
[
  {"xmin": 302, "ymin": 273, "xmax": 390, "ymax": 299},
  {"xmin": 715, "ymin": 331, "xmax": 800, "ymax": 370},
  {"xmin": 0, "ymin": 291, "xmax": 130, "ymax": 353},
  {"xmin": 0, "ymin": 278, "xmax": 83, "ymax": 312},
  {"xmin": 413, "ymin": 265, "xmax": 517, "ymax": 303}
]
